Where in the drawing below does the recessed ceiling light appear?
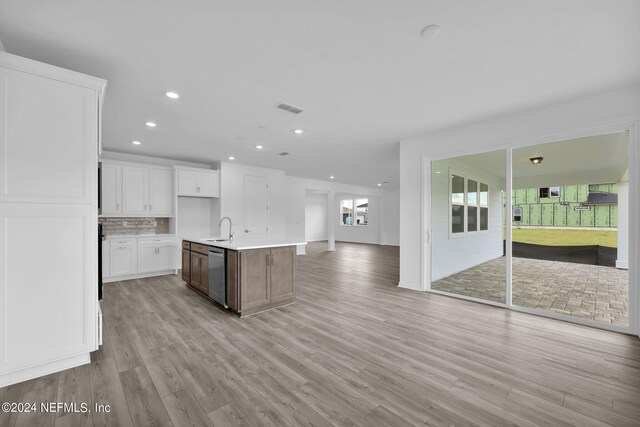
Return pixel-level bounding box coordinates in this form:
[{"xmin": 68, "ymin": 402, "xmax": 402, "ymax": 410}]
[
  {"xmin": 145, "ymin": 122, "xmax": 156, "ymax": 127},
  {"xmin": 228, "ymin": 156, "xmax": 235, "ymax": 160},
  {"xmin": 330, "ymin": 176, "xmax": 335, "ymax": 179},
  {"xmin": 294, "ymin": 129, "xmax": 304, "ymax": 134},
  {"xmin": 131, "ymin": 140, "xmax": 141, "ymax": 145},
  {"xmin": 377, "ymin": 183, "xmax": 382, "ymax": 187},
  {"xmin": 420, "ymin": 24, "xmax": 441, "ymax": 40},
  {"xmin": 256, "ymin": 145, "xmax": 263, "ymax": 150},
  {"xmin": 165, "ymin": 91, "xmax": 180, "ymax": 99}
]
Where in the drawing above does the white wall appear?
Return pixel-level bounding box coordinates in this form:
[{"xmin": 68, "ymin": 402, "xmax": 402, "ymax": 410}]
[
  {"xmin": 305, "ymin": 192, "xmax": 328, "ymax": 241},
  {"xmin": 399, "ymin": 84, "xmax": 640, "ymax": 291},
  {"xmin": 335, "ymin": 194, "xmax": 381, "ymax": 244},
  {"xmin": 0, "ymin": 38, "xmax": 5, "ymax": 52},
  {"xmin": 431, "ymin": 158, "xmax": 504, "ymax": 281},
  {"xmin": 177, "ymin": 197, "xmax": 215, "ymax": 238},
  {"xmin": 220, "ymin": 161, "xmax": 286, "ymax": 239},
  {"xmin": 286, "ymin": 176, "xmax": 385, "ymax": 246},
  {"xmin": 380, "ymin": 188, "xmax": 400, "ymax": 246}
]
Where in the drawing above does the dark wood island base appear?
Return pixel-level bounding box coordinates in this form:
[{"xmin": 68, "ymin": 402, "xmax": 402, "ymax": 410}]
[{"xmin": 181, "ymin": 239, "xmax": 296, "ymax": 317}]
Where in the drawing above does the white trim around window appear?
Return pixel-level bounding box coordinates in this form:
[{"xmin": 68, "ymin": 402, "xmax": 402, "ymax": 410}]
[{"xmin": 448, "ymin": 169, "xmax": 490, "ymax": 238}]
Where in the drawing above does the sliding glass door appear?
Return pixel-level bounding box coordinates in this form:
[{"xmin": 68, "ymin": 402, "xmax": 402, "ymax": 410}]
[
  {"xmin": 430, "ymin": 150, "xmax": 507, "ymax": 304},
  {"xmin": 511, "ymin": 132, "xmax": 629, "ymax": 328},
  {"xmin": 430, "ymin": 131, "xmax": 633, "ymax": 332}
]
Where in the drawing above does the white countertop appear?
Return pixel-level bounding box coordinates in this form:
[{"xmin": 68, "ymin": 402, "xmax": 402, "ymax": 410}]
[
  {"xmin": 106, "ymin": 233, "xmax": 177, "ymax": 239},
  {"xmin": 182, "ymin": 236, "xmax": 306, "ymax": 251}
]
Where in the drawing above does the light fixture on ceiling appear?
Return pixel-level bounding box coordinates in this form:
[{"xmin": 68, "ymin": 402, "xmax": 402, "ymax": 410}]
[
  {"xmin": 420, "ymin": 24, "xmax": 441, "ymax": 40},
  {"xmin": 131, "ymin": 140, "xmax": 141, "ymax": 145},
  {"xmin": 165, "ymin": 91, "xmax": 180, "ymax": 99},
  {"xmin": 330, "ymin": 176, "xmax": 335, "ymax": 179},
  {"xmin": 145, "ymin": 122, "xmax": 156, "ymax": 127},
  {"xmin": 377, "ymin": 183, "xmax": 382, "ymax": 187},
  {"xmin": 256, "ymin": 145, "xmax": 263, "ymax": 150},
  {"xmin": 294, "ymin": 129, "xmax": 304, "ymax": 135},
  {"xmin": 530, "ymin": 156, "xmax": 543, "ymax": 165},
  {"xmin": 228, "ymin": 156, "xmax": 235, "ymax": 160}
]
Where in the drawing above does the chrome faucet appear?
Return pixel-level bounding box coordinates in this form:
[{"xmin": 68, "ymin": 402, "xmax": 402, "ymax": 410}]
[{"xmin": 219, "ymin": 216, "xmax": 234, "ymax": 242}]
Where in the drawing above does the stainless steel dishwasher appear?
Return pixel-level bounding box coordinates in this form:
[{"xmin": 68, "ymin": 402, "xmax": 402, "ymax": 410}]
[{"xmin": 208, "ymin": 247, "xmax": 227, "ymax": 308}]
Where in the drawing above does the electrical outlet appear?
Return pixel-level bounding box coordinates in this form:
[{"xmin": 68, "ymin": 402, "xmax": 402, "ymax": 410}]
[{"xmin": 122, "ymin": 221, "xmax": 128, "ymax": 226}]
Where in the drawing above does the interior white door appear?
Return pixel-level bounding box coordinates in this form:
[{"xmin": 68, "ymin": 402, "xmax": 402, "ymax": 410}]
[
  {"xmin": 149, "ymin": 169, "xmax": 172, "ymax": 216},
  {"xmin": 243, "ymin": 175, "xmax": 269, "ymax": 238},
  {"xmin": 101, "ymin": 164, "xmax": 121, "ymax": 215},
  {"xmin": 122, "ymin": 167, "xmax": 148, "ymax": 216}
]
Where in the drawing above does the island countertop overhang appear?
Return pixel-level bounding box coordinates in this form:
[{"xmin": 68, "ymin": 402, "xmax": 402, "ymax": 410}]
[{"xmin": 181, "ymin": 237, "xmax": 307, "ymax": 251}]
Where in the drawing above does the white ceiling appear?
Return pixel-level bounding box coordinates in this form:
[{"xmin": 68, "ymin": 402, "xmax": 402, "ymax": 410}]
[
  {"xmin": 438, "ymin": 131, "xmax": 629, "ymax": 188},
  {"xmin": 0, "ymin": 0, "xmax": 638, "ymax": 187}
]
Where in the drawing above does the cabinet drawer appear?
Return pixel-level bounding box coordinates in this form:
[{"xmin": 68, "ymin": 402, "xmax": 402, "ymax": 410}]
[
  {"xmin": 109, "ymin": 238, "xmax": 136, "ymax": 247},
  {"xmin": 138, "ymin": 237, "xmax": 177, "ymax": 246},
  {"xmin": 182, "ymin": 241, "xmax": 191, "ymax": 249},
  {"xmin": 191, "ymin": 243, "xmax": 209, "ymax": 255}
]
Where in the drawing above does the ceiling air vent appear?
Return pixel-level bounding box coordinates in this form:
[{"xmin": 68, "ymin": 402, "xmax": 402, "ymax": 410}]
[
  {"xmin": 279, "ymin": 152, "xmax": 290, "ymax": 156},
  {"xmin": 275, "ymin": 102, "xmax": 304, "ymax": 115}
]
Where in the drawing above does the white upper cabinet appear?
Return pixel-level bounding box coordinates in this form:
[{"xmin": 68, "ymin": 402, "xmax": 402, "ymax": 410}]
[
  {"xmin": 177, "ymin": 167, "xmax": 219, "ymax": 198},
  {"xmin": 101, "ymin": 163, "xmax": 122, "ymax": 215},
  {"xmin": 122, "ymin": 166, "xmax": 149, "ymax": 216},
  {"xmin": 102, "ymin": 161, "xmax": 173, "ymax": 217},
  {"xmin": 149, "ymin": 169, "xmax": 173, "ymax": 216},
  {"xmin": 0, "ymin": 51, "xmax": 106, "ymax": 386},
  {"xmin": 0, "ymin": 66, "xmax": 97, "ymax": 204}
]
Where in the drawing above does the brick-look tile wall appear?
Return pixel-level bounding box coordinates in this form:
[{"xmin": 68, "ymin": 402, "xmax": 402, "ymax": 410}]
[{"xmin": 99, "ymin": 217, "xmax": 170, "ymax": 236}]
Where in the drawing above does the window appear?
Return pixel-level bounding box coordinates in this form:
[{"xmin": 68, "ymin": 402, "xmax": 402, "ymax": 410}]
[
  {"xmin": 340, "ymin": 198, "xmax": 368, "ymax": 226},
  {"xmin": 539, "ymin": 186, "xmax": 560, "ymax": 198},
  {"xmin": 450, "ymin": 174, "xmax": 488, "ymax": 234}
]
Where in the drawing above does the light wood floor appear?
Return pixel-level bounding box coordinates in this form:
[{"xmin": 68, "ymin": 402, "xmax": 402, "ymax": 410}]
[{"xmin": 2, "ymin": 241, "xmax": 640, "ymax": 427}]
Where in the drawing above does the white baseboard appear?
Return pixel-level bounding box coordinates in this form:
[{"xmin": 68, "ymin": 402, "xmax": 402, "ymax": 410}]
[
  {"xmin": 103, "ymin": 270, "xmax": 177, "ymax": 283},
  {"xmin": 397, "ymin": 281, "xmax": 422, "ymax": 291},
  {"xmin": 0, "ymin": 353, "xmax": 90, "ymax": 388},
  {"xmin": 616, "ymin": 260, "xmax": 629, "ymax": 269}
]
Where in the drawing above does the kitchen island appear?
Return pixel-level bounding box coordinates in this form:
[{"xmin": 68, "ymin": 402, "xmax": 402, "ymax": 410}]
[{"xmin": 181, "ymin": 237, "xmax": 306, "ymax": 317}]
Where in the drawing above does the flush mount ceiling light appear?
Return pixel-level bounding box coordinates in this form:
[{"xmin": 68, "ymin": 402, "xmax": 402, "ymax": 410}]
[
  {"xmin": 256, "ymin": 145, "xmax": 263, "ymax": 150},
  {"xmin": 165, "ymin": 91, "xmax": 180, "ymax": 99},
  {"xmin": 294, "ymin": 129, "xmax": 304, "ymax": 135},
  {"xmin": 420, "ymin": 24, "xmax": 441, "ymax": 40},
  {"xmin": 145, "ymin": 122, "xmax": 156, "ymax": 127},
  {"xmin": 530, "ymin": 156, "xmax": 543, "ymax": 165},
  {"xmin": 131, "ymin": 140, "xmax": 141, "ymax": 145},
  {"xmin": 228, "ymin": 156, "xmax": 235, "ymax": 160}
]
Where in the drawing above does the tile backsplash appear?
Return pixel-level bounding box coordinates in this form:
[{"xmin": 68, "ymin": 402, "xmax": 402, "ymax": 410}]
[{"xmin": 99, "ymin": 217, "xmax": 170, "ymax": 236}]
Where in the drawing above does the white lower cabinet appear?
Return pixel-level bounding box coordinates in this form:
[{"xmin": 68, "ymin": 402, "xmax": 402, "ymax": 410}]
[
  {"xmin": 105, "ymin": 236, "xmax": 177, "ymax": 281},
  {"xmin": 109, "ymin": 241, "xmax": 137, "ymax": 277}
]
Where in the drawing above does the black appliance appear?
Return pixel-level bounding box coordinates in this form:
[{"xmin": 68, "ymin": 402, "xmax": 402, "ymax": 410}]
[
  {"xmin": 98, "ymin": 223, "xmax": 104, "ymax": 300},
  {"xmin": 98, "ymin": 162, "xmax": 102, "ymax": 215}
]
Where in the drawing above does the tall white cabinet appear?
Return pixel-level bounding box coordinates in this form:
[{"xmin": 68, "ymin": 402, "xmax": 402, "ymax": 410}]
[{"xmin": 0, "ymin": 52, "xmax": 106, "ymax": 387}]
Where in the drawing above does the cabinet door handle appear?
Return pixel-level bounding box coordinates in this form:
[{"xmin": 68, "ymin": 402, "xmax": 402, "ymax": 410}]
[
  {"xmin": 116, "ymin": 203, "xmax": 119, "ymax": 210},
  {"xmin": 266, "ymin": 254, "xmax": 270, "ymax": 266},
  {"xmin": 270, "ymin": 254, "xmax": 274, "ymax": 265},
  {"xmin": 149, "ymin": 204, "xmax": 152, "ymax": 211},
  {"xmin": 144, "ymin": 204, "xmax": 147, "ymax": 211}
]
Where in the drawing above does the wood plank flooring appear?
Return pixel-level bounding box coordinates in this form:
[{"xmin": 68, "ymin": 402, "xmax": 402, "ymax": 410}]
[{"xmin": 1, "ymin": 241, "xmax": 640, "ymax": 426}]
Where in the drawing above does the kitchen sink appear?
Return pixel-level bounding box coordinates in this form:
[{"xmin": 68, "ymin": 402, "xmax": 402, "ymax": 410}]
[{"xmin": 204, "ymin": 238, "xmax": 229, "ymax": 242}]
